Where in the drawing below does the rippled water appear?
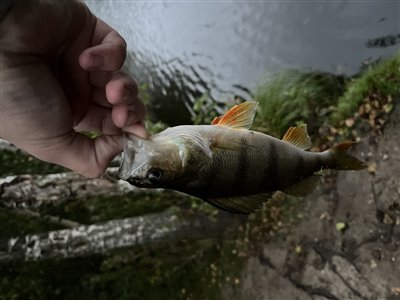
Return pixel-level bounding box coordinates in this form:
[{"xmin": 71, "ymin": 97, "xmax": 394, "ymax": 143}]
[{"xmin": 85, "ymin": 1, "xmax": 399, "ymax": 123}]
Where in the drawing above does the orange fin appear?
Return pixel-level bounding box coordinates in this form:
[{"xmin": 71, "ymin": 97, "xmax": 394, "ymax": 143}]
[
  {"xmin": 330, "ymin": 141, "xmax": 367, "ymax": 170},
  {"xmin": 282, "ymin": 124, "xmax": 311, "ymax": 150},
  {"xmin": 211, "ymin": 101, "xmax": 258, "ymax": 129}
]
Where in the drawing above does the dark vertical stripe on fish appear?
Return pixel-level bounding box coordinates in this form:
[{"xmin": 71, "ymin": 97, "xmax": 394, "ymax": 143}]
[
  {"xmin": 296, "ymin": 154, "xmax": 306, "ymax": 180},
  {"xmin": 204, "ymin": 149, "xmax": 220, "ymax": 196},
  {"xmin": 234, "ymin": 137, "xmax": 249, "ymax": 194},
  {"xmin": 262, "ymin": 142, "xmax": 278, "ymax": 191},
  {"xmin": 315, "ymin": 154, "xmax": 323, "ymax": 171}
]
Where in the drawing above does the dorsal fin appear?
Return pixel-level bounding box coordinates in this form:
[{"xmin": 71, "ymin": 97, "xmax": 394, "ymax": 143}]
[
  {"xmin": 282, "ymin": 124, "xmax": 311, "ymax": 150},
  {"xmin": 211, "ymin": 101, "xmax": 258, "ymax": 129}
]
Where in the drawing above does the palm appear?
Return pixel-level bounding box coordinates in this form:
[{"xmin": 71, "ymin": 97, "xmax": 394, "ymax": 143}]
[{"xmin": 0, "ymin": 1, "xmax": 146, "ymax": 177}]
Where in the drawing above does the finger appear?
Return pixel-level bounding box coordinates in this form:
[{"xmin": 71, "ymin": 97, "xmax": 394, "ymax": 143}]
[
  {"xmin": 91, "ymin": 18, "xmax": 127, "ymax": 47},
  {"xmin": 92, "ymin": 88, "xmax": 112, "ymax": 108},
  {"xmin": 112, "ymin": 99, "xmax": 146, "ymax": 128},
  {"xmin": 79, "ymin": 29, "xmax": 126, "ymax": 71},
  {"xmin": 106, "ymin": 71, "xmax": 138, "ymax": 105},
  {"xmin": 89, "ymin": 71, "xmax": 112, "ymax": 89},
  {"xmin": 89, "ymin": 70, "xmax": 136, "ymax": 93},
  {"xmin": 74, "ymin": 104, "xmax": 121, "ymax": 135}
]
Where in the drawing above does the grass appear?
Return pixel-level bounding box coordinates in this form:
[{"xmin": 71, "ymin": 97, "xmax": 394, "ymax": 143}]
[
  {"xmin": 334, "ymin": 53, "xmax": 400, "ymax": 122},
  {"xmin": 252, "ymin": 52, "xmax": 400, "ymax": 139},
  {"xmin": 253, "ymin": 70, "xmax": 345, "ymax": 137}
]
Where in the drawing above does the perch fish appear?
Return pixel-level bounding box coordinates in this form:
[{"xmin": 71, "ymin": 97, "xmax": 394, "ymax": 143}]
[{"xmin": 119, "ymin": 101, "xmax": 366, "ymax": 214}]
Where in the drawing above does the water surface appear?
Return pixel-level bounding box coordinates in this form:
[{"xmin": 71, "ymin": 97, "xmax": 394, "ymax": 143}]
[{"xmin": 86, "ymin": 1, "xmax": 399, "ymax": 122}]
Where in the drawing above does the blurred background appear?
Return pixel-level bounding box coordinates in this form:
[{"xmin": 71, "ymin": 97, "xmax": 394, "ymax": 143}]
[{"xmin": 87, "ymin": 1, "xmax": 398, "ymax": 124}]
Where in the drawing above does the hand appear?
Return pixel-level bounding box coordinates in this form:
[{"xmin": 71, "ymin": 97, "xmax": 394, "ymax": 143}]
[{"xmin": 0, "ymin": 0, "xmax": 147, "ymax": 177}]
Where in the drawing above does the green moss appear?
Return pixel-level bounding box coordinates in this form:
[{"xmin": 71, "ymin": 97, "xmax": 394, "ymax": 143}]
[
  {"xmin": 40, "ymin": 191, "xmax": 189, "ymax": 225},
  {"xmin": 0, "ymin": 150, "xmax": 66, "ymax": 177},
  {"xmin": 86, "ymin": 241, "xmax": 237, "ymax": 300},
  {"xmin": 0, "ymin": 208, "xmax": 64, "ymax": 239},
  {"xmin": 334, "ymin": 53, "xmax": 400, "ymax": 121},
  {"xmin": 0, "ymin": 237, "xmax": 244, "ymax": 300},
  {"xmin": 0, "ymin": 256, "xmax": 104, "ymax": 300}
]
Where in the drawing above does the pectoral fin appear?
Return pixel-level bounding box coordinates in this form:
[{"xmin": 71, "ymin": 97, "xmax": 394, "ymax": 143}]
[
  {"xmin": 211, "ymin": 101, "xmax": 258, "ymax": 129},
  {"xmin": 282, "ymin": 175, "xmax": 320, "ymax": 197},
  {"xmin": 205, "ymin": 193, "xmax": 272, "ymax": 214},
  {"xmin": 173, "ymin": 130, "xmax": 213, "ymax": 160},
  {"xmin": 282, "ymin": 124, "xmax": 312, "ymax": 150}
]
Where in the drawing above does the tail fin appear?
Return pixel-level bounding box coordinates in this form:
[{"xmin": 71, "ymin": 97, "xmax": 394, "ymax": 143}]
[{"xmin": 330, "ymin": 141, "xmax": 367, "ymax": 170}]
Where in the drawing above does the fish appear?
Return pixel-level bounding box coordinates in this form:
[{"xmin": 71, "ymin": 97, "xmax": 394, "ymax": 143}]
[{"xmin": 118, "ymin": 101, "xmax": 366, "ymax": 214}]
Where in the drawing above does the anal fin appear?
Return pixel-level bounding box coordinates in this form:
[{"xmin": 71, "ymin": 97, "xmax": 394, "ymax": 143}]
[
  {"xmin": 282, "ymin": 175, "xmax": 320, "ymax": 197},
  {"xmin": 205, "ymin": 193, "xmax": 272, "ymax": 214}
]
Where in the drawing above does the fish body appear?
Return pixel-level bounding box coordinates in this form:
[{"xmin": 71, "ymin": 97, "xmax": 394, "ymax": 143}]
[{"xmin": 119, "ymin": 101, "xmax": 366, "ymax": 213}]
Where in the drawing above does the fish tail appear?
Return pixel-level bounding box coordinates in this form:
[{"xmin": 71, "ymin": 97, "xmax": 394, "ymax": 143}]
[{"xmin": 329, "ymin": 141, "xmax": 367, "ymax": 170}]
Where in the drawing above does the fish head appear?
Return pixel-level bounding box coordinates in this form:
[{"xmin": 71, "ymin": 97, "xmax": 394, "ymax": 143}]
[
  {"xmin": 118, "ymin": 127, "xmax": 212, "ymax": 189},
  {"xmin": 118, "ymin": 135, "xmax": 185, "ymax": 188}
]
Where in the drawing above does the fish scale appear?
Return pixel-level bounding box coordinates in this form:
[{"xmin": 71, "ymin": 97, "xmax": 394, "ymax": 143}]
[
  {"xmin": 191, "ymin": 128, "xmax": 320, "ymax": 198},
  {"xmin": 119, "ymin": 101, "xmax": 366, "ymax": 214}
]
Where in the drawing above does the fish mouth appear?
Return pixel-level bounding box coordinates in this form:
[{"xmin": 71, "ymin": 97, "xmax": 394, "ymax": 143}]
[
  {"xmin": 118, "ymin": 151, "xmax": 133, "ymax": 181},
  {"xmin": 118, "ymin": 136, "xmax": 133, "ymax": 180},
  {"xmin": 127, "ymin": 178, "xmax": 152, "ymax": 188}
]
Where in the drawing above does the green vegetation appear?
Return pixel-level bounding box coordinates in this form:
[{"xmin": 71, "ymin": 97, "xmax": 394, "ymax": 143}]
[
  {"xmin": 191, "ymin": 93, "xmax": 220, "ymax": 125},
  {"xmin": 0, "ymin": 149, "xmax": 66, "ymax": 177},
  {"xmin": 0, "ymin": 239, "xmax": 244, "ymax": 300},
  {"xmin": 0, "ymin": 208, "xmax": 65, "ymax": 239},
  {"xmin": 253, "ymin": 70, "xmax": 345, "ymax": 137},
  {"xmin": 1, "ymin": 52, "xmax": 399, "ymax": 300},
  {"xmin": 253, "ymin": 53, "xmax": 400, "ymax": 139},
  {"xmin": 39, "ymin": 191, "xmax": 188, "ymax": 225},
  {"xmin": 334, "ymin": 53, "xmax": 400, "ymax": 121}
]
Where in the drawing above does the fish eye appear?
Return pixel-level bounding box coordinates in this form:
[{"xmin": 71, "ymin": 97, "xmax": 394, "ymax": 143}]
[{"xmin": 147, "ymin": 168, "xmax": 164, "ymax": 182}]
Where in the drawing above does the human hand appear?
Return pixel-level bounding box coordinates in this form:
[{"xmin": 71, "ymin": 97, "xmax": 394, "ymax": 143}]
[{"xmin": 0, "ymin": 0, "xmax": 147, "ymax": 177}]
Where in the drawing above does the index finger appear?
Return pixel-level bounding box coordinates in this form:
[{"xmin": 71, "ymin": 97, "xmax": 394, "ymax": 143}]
[{"xmin": 79, "ymin": 19, "xmax": 127, "ymax": 71}]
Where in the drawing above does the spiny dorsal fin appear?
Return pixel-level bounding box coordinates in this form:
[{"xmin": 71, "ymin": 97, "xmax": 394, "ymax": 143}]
[
  {"xmin": 205, "ymin": 193, "xmax": 272, "ymax": 214},
  {"xmin": 282, "ymin": 175, "xmax": 320, "ymax": 197},
  {"xmin": 282, "ymin": 124, "xmax": 312, "ymax": 150},
  {"xmin": 211, "ymin": 101, "xmax": 258, "ymax": 129}
]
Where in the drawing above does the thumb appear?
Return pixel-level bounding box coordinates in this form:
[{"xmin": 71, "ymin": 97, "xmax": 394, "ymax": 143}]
[{"xmin": 34, "ymin": 132, "xmax": 123, "ymax": 178}]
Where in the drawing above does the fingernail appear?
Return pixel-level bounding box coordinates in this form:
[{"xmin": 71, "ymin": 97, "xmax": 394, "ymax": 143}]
[{"xmin": 89, "ymin": 54, "xmax": 104, "ymax": 68}]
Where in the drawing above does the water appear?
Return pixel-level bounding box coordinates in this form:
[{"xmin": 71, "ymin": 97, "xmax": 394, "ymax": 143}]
[{"xmin": 85, "ymin": 1, "xmax": 399, "ymax": 123}]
